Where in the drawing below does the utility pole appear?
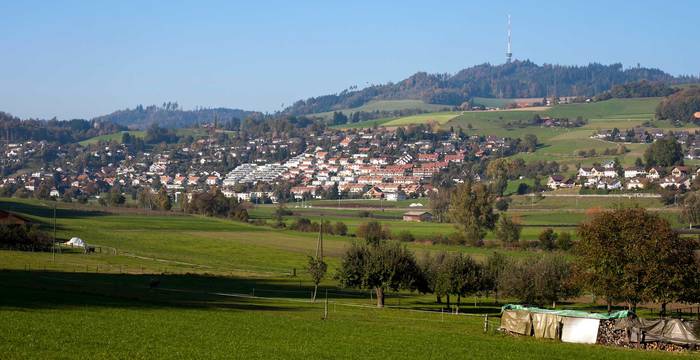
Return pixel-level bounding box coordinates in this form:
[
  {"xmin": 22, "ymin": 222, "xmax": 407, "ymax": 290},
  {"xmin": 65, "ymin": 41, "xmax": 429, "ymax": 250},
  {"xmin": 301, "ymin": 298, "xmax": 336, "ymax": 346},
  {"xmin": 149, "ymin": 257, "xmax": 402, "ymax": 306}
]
[{"xmin": 316, "ymin": 216, "xmax": 324, "ymax": 261}]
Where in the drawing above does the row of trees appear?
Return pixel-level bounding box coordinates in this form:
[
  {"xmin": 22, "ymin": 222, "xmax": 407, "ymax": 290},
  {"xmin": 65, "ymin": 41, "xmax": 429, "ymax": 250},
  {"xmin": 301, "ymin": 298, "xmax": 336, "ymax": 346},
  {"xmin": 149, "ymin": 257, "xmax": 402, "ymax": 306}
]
[
  {"xmin": 335, "ymin": 236, "xmax": 579, "ymax": 308},
  {"xmin": 333, "ymin": 208, "xmax": 699, "ymax": 312},
  {"xmin": 595, "ymin": 80, "xmax": 678, "ymax": 100}
]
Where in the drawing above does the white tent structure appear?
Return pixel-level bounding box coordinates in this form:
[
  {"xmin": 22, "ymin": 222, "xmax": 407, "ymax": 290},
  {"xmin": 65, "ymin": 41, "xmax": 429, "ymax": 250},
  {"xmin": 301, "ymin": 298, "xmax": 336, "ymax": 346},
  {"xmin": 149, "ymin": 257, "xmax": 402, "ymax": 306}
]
[{"xmin": 65, "ymin": 237, "xmax": 86, "ymax": 248}]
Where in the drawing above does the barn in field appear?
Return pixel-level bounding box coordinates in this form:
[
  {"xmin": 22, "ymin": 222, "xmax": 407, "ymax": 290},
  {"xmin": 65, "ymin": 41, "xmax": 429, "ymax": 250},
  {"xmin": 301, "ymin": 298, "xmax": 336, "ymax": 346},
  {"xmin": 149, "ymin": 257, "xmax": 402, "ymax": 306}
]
[{"xmin": 402, "ymin": 211, "xmax": 432, "ymax": 222}]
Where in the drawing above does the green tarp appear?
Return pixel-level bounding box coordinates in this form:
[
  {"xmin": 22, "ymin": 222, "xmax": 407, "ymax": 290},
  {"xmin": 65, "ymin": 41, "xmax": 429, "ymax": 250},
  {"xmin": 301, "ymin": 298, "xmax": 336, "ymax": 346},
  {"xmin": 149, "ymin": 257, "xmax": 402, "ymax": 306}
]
[{"xmin": 501, "ymin": 304, "xmax": 633, "ymax": 320}]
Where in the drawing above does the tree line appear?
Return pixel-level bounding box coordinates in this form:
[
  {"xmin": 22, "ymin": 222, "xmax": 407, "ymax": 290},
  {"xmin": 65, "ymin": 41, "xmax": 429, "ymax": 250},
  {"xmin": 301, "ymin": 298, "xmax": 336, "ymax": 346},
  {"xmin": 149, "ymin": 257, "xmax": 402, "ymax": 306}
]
[
  {"xmin": 594, "ymin": 80, "xmax": 679, "ymax": 100},
  {"xmin": 285, "ymin": 61, "xmax": 693, "ymax": 114},
  {"xmin": 331, "ymin": 208, "xmax": 699, "ymax": 313},
  {"xmin": 656, "ymin": 86, "xmax": 700, "ymax": 123}
]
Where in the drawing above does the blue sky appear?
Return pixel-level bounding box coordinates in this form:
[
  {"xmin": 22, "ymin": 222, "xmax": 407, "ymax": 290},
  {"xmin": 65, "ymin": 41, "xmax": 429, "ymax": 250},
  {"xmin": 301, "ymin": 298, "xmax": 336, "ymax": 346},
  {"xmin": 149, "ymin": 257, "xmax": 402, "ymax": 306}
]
[{"xmin": 1, "ymin": 0, "xmax": 699, "ymax": 119}]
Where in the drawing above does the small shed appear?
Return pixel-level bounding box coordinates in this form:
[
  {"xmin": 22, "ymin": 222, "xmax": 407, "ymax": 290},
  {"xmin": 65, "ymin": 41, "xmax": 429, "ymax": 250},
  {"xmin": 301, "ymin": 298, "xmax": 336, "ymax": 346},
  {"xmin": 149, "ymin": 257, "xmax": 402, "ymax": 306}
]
[{"xmin": 402, "ymin": 211, "xmax": 433, "ymax": 222}]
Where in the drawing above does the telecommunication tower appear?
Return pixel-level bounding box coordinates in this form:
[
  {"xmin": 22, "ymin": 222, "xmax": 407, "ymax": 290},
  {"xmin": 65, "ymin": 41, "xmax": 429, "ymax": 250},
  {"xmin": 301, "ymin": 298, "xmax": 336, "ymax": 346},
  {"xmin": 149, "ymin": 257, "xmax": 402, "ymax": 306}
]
[{"xmin": 506, "ymin": 15, "xmax": 513, "ymax": 63}]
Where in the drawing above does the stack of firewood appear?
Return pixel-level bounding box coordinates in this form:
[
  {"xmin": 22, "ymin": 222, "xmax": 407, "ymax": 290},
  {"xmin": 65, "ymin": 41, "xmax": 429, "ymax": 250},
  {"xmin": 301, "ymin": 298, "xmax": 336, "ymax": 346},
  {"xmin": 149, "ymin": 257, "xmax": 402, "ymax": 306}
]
[
  {"xmin": 596, "ymin": 320, "xmax": 628, "ymax": 347},
  {"xmin": 642, "ymin": 342, "xmax": 688, "ymax": 352}
]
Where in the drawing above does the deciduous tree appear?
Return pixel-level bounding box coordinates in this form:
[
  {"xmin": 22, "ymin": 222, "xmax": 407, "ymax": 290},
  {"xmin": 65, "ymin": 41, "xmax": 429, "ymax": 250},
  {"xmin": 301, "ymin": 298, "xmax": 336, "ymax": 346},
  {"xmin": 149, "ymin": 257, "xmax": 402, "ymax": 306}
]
[{"xmin": 336, "ymin": 241, "xmax": 422, "ymax": 307}]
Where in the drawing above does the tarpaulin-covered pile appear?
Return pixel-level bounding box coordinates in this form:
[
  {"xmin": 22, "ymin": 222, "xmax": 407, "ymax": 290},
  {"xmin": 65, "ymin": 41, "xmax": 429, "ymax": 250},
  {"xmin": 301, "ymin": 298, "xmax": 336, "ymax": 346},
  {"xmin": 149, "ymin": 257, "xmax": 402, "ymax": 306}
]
[
  {"xmin": 500, "ymin": 304, "xmax": 700, "ymax": 350},
  {"xmin": 615, "ymin": 317, "xmax": 699, "ymax": 346},
  {"xmin": 65, "ymin": 237, "xmax": 86, "ymax": 248},
  {"xmin": 499, "ymin": 304, "xmax": 632, "ymax": 345}
]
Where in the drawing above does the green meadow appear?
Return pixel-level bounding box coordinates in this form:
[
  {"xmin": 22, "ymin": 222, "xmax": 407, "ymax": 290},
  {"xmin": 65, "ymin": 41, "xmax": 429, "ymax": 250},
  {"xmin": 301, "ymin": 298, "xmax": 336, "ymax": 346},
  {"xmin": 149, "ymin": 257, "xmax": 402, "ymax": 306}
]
[
  {"xmin": 316, "ymin": 99, "xmax": 451, "ymax": 120},
  {"xmin": 78, "ymin": 131, "xmax": 145, "ymax": 146},
  {"xmin": 0, "ymin": 197, "xmax": 694, "ymax": 359}
]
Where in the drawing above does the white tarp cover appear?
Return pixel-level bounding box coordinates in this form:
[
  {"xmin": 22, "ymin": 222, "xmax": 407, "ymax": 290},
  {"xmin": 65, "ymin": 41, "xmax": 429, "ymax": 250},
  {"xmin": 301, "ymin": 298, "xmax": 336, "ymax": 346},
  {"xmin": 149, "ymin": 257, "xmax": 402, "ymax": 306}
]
[
  {"xmin": 65, "ymin": 237, "xmax": 86, "ymax": 248},
  {"xmin": 561, "ymin": 317, "xmax": 600, "ymax": 344}
]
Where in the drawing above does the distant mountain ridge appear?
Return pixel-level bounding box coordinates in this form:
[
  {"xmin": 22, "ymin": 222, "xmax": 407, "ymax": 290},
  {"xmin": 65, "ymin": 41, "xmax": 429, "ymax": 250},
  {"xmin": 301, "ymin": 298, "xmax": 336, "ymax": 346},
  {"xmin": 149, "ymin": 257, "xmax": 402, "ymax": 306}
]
[
  {"xmin": 93, "ymin": 103, "xmax": 260, "ymax": 129},
  {"xmin": 285, "ymin": 61, "xmax": 697, "ymax": 115}
]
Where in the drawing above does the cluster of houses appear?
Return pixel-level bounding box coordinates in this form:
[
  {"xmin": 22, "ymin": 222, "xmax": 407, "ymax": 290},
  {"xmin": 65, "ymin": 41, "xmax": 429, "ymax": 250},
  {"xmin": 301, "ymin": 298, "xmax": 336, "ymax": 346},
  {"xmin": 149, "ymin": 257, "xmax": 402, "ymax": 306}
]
[
  {"xmin": 546, "ymin": 160, "xmax": 696, "ymax": 191},
  {"xmin": 591, "ymin": 127, "xmax": 700, "ymax": 160},
  {"xmin": 1, "ymin": 127, "xmax": 515, "ymax": 203}
]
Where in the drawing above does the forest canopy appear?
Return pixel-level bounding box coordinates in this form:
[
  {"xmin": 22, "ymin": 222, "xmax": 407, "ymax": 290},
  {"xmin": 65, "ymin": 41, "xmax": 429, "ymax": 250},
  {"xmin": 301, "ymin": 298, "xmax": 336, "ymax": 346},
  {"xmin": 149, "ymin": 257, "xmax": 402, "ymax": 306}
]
[{"xmin": 656, "ymin": 86, "xmax": 700, "ymax": 122}]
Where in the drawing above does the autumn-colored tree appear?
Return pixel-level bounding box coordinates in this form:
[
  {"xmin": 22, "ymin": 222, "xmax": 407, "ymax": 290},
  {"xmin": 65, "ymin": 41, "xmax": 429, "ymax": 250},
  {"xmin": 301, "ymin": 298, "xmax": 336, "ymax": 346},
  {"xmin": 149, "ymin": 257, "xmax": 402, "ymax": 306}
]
[
  {"xmin": 577, "ymin": 207, "xmax": 698, "ymax": 312},
  {"xmin": 156, "ymin": 187, "xmax": 172, "ymax": 211}
]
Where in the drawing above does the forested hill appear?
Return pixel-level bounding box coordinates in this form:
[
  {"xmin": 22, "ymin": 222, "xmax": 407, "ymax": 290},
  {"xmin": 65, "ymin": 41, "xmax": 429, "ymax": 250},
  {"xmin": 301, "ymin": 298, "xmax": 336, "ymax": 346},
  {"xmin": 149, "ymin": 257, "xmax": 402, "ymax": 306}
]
[
  {"xmin": 93, "ymin": 102, "xmax": 261, "ymax": 129},
  {"xmin": 285, "ymin": 61, "xmax": 697, "ymax": 115}
]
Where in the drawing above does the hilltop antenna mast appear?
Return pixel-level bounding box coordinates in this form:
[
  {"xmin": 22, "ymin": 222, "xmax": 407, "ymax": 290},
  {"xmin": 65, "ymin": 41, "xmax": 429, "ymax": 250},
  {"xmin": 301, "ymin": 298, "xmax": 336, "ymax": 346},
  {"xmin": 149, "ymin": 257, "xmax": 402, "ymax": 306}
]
[{"xmin": 506, "ymin": 15, "xmax": 513, "ymax": 63}]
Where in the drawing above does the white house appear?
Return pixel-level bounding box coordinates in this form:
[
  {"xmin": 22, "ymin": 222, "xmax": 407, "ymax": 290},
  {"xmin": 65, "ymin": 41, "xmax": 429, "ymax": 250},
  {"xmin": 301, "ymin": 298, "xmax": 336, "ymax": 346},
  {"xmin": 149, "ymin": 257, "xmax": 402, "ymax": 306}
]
[
  {"xmin": 646, "ymin": 168, "xmax": 661, "ymax": 180},
  {"xmin": 626, "ymin": 177, "xmax": 646, "ymax": 190},
  {"xmin": 624, "ymin": 167, "xmax": 646, "ymax": 178}
]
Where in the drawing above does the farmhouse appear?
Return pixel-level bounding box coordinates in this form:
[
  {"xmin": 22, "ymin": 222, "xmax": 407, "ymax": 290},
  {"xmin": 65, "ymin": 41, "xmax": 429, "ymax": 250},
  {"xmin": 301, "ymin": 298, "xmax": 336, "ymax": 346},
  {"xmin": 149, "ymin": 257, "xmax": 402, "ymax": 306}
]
[
  {"xmin": 402, "ymin": 211, "xmax": 432, "ymax": 222},
  {"xmin": 364, "ymin": 186, "xmax": 384, "ymax": 199},
  {"xmin": 547, "ymin": 175, "xmax": 574, "ymax": 189}
]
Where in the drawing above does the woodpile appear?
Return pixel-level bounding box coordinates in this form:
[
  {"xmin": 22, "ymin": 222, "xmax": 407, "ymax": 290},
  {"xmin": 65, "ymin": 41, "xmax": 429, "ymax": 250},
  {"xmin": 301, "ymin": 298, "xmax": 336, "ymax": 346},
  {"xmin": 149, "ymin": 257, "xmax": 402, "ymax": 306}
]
[
  {"xmin": 596, "ymin": 319, "xmax": 693, "ymax": 352},
  {"xmin": 641, "ymin": 342, "xmax": 688, "ymax": 352},
  {"xmin": 596, "ymin": 320, "xmax": 628, "ymax": 347}
]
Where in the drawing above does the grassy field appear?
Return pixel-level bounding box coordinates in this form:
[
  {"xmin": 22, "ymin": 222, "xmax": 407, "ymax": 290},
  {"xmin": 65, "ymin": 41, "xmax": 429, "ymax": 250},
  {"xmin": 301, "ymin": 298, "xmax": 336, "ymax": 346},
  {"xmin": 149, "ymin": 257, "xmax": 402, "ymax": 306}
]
[
  {"xmin": 78, "ymin": 128, "xmax": 211, "ymax": 146},
  {"xmin": 4, "ymin": 270, "xmax": 686, "ymax": 360},
  {"xmin": 78, "ymin": 131, "xmax": 145, "ymax": 146},
  {"xmin": 471, "ymin": 97, "xmax": 517, "ymax": 108},
  {"xmin": 332, "ymin": 117, "xmax": 396, "ymax": 129},
  {"xmin": 1, "ymin": 197, "xmax": 696, "ymax": 359},
  {"xmin": 312, "ymin": 100, "xmax": 451, "ymax": 120},
  {"xmin": 440, "ymin": 98, "xmax": 661, "ymax": 170},
  {"xmin": 332, "ymin": 97, "xmax": 669, "ymax": 171},
  {"xmin": 382, "ymin": 112, "xmax": 462, "ymax": 126}
]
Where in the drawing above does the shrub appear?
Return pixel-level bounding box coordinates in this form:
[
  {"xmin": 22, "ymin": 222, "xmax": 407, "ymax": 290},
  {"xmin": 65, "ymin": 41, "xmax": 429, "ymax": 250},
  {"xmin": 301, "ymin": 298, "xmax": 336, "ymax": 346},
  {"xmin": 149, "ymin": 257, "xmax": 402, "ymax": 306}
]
[
  {"xmin": 538, "ymin": 228, "xmax": 557, "ymax": 250},
  {"xmin": 0, "ymin": 225, "xmax": 52, "ymax": 251},
  {"xmin": 289, "ymin": 218, "xmax": 319, "ymax": 232},
  {"xmin": 357, "ymin": 210, "xmax": 372, "ymax": 218},
  {"xmin": 395, "ymin": 230, "xmax": 415, "ymax": 242},
  {"xmin": 356, "ymin": 221, "xmax": 390, "ymax": 244},
  {"xmin": 556, "ymin": 231, "xmax": 573, "ymax": 251},
  {"xmin": 494, "ymin": 198, "xmax": 510, "ymax": 212},
  {"xmin": 516, "ymin": 183, "xmax": 531, "ymax": 195},
  {"xmin": 333, "ymin": 222, "xmax": 348, "ymax": 236}
]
